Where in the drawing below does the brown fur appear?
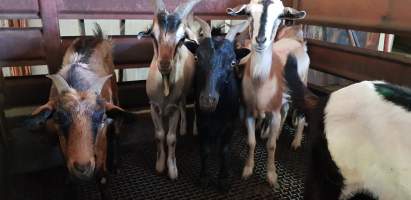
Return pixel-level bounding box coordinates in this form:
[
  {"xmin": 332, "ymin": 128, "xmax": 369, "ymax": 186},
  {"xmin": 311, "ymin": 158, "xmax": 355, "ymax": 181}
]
[
  {"xmin": 241, "ymin": 24, "xmax": 309, "ymax": 186},
  {"xmin": 33, "ymin": 34, "xmax": 119, "ymax": 178}
]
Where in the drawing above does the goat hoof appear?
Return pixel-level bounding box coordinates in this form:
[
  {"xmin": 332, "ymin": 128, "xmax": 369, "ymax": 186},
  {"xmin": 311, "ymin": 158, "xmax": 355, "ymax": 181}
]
[
  {"xmin": 242, "ymin": 166, "xmax": 253, "ymax": 179},
  {"xmin": 168, "ymin": 165, "xmax": 178, "ymax": 180},
  {"xmin": 180, "ymin": 128, "xmax": 186, "ymax": 136},
  {"xmin": 291, "ymin": 140, "xmax": 302, "ymax": 150},
  {"xmin": 156, "ymin": 160, "xmax": 166, "ymax": 173},
  {"xmin": 267, "ymin": 171, "xmax": 279, "ymax": 188}
]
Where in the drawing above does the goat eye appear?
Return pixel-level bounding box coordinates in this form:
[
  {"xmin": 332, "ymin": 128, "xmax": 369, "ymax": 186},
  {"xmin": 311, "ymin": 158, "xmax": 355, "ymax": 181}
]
[{"xmin": 231, "ymin": 60, "xmax": 237, "ymax": 67}]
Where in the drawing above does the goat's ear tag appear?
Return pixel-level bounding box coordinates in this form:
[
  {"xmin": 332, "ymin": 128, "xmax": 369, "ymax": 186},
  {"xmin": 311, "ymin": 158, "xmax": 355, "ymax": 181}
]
[{"xmin": 184, "ymin": 40, "xmax": 199, "ymax": 54}]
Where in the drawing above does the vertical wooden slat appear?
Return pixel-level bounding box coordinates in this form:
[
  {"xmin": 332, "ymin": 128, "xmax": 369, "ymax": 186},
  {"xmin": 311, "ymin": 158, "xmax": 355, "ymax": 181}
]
[
  {"xmin": 38, "ymin": 0, "xmax": 62, "ymax": 74},
  {"xmin": 0, "ymin": 70, "xmax": 10, "ymax": 200}
]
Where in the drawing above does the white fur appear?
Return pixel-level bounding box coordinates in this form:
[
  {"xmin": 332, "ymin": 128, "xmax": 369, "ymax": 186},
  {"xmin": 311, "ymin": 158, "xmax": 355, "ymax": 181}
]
[
  {"xmin": 324, "ymin": 81, "xmax": 411, "ymax": 200},
  {"xmin": 248, "ymin": 0, "xmax": 284, "ymax": 49}
]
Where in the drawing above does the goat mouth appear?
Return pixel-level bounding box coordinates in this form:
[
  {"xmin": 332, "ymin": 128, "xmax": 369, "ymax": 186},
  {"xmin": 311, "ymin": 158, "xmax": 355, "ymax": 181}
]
[
  {"xmin": 199, "ymin": 104, "xmax": 217, "ymax": 112},
  {"xmin": 69, "ymin": 169, "xmax": 95, "ymax": 181}
]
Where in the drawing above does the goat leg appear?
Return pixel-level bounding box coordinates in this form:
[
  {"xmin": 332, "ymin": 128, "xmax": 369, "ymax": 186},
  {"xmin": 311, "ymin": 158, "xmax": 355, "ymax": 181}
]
[{"xmin": 97, "ymin": 171, "xmax": 112, "ymax": 200}]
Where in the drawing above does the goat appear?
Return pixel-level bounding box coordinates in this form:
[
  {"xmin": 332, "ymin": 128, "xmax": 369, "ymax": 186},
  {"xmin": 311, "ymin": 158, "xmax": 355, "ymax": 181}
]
[
  {"xmin": 227, "ymin": 0, "xmax": 306, "ymax": 186},
  {"xmin": 193, "ymin": 17, "xmax": 250, "ymax": 191},
  {"xmin": 137, "ymin": 0, "xmax": 201, "ymax": 180},
  {"xmin": 26, "ymin": 24, "xmax": 134, "ymax": 200},
  {"xmin": 284, "ymin": 54, "xmax": 411, "ymax": 200},
  {"xmin": 226, "ymin": 0, "xmax": 306, "ymax": 187}
]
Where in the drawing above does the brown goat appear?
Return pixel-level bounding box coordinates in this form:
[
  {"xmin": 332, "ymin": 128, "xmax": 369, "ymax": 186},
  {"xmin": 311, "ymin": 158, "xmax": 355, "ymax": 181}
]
[
  {"xmin": 28, "ymin": 24, "xmax": 134, "ymax": 200},
  {"xmin": 240, "ymin": 24, "xmax": 308, "ymax": 187},
  {"xmin": 138, "ymin": 0, "xmax": 201, "ymax": 180}
]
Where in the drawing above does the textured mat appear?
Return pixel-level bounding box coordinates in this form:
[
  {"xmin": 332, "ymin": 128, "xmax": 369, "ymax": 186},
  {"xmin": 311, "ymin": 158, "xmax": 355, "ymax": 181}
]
[{"xmin": 9, "ymin": 115, "xmax": 309, "ymax": 200}]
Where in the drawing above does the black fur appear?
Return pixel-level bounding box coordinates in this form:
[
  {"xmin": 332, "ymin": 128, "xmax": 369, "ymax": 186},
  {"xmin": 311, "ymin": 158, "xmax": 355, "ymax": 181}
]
[
  {"xmin": 303, "ymin": 96, "xmax": 345, "ymax": 200},
  {"xmin": 256, "ymin": 0, "xmax": 272, "ymax": 43},
  {"xmin": 157, "ymin": 12, "xmax": 182, "ymax": 33},
  {"xmin": 374, "ymin": 82, "xmax": 411, "ymax": 112},
  {"xmin": 283, "ymin": 54, "xmax": 345, "ymax": 200},
  {"xmin": 346, "ymin": 190, "xmax": 378, "ymax": 200},
  {"xmin": 194, "ymin": 33, "xmax": 249, "ymax": 191},
  {"xmin": 24, "ymin": 108, "xmax": 53, "ymax": 130},
  {"xmin": 72, "ymin": 24, "xmax": 104, "ymax": 64}
]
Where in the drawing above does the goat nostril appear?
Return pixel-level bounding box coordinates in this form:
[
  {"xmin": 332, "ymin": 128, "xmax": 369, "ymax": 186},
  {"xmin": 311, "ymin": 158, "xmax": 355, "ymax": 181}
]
[
  {"xmin": 73, "ymin": 161, "xmax": 91, "ymax": 173},
  {"xmin": 159, "ymin": 61, "xmax": 171, "ymax": 69},
  {"xmin": 256, "ymin": 37, "xmax": 267, "ymax": 44}
]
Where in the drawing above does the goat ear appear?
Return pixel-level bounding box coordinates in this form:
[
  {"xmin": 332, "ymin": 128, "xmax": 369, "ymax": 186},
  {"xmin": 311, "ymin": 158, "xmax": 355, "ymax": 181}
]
[
  {"xmin": 24, "ymin": 106, "xmax": 54, "ymax": 131},
  {"xmin": 226, "ymin": 4, "xmax": 249, "ymax": 16},
  {"xmin": 235, "ymin": 48, "xmax": 251, "ymax": 61},
  {"xmin": 184, "ymin": 40, "xmax": 199, "ymax": 54},
  {"xmin": 105, "ymin": 103, "xmax": 137, "ymax": 123},
  {"xmin": 279, "ymin": 7, "xmax": 306, "ymax": 20}
]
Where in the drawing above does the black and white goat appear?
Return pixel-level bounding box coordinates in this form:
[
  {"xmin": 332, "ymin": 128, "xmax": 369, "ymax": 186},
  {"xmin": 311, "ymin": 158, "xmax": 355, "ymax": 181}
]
[{"xmin": 284, "ymin": 54, "xmax": 411, "ymax": 200}]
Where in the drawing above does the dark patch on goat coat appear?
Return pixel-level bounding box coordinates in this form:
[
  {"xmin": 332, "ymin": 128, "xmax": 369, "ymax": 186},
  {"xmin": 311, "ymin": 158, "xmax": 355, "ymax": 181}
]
[
  {"xmin": 346, "ymin": 190, "xmax": 379, "ymax": 200},
  {"xmin": 257, "ymin": 0, "xmax": 273, "ymax": 42},
  {"xmin": 157, "ymin": 12, "xmax": 182, "ymax": 33},
  {"xmin": 73, "ymin": 35, "xmax": 103, "ymax": 64},
  {"xmin": 194, "ymin": 33, "xmax": 243, "ymax": 190},
  {"xmin": 283, "ymin": 55, "xmax": 344, "ymax": 200},
  {"xmin": 374, "ymin": 82, "xmax": 411, "ymax": 112}
]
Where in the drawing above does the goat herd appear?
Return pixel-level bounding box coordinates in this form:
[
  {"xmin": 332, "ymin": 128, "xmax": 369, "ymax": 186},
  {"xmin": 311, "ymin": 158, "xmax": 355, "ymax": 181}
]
[{"xmin": 25, "ymin": 0, "xmax": 411, "ymax": 200}]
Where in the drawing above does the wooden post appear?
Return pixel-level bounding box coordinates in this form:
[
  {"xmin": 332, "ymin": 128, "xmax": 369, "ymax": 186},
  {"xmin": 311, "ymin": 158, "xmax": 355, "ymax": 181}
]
[
  {"xmin": 0, "ymin": 70, "xmax": 10, "ymax": 200},
  {"xmin": 38, "ymin": 0, "xmax": 62, "ymax": 74}
]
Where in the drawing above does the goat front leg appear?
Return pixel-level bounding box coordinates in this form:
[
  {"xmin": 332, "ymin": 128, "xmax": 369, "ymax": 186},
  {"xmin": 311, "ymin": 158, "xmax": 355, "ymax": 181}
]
[
  {"xmin": 167, "ymin": 105, "xmax": 180, "ymax": 179},
  {"xmin": 291, "ymin": 115, "xmax": 305, "ymax": 150},
  {"xmin": 179, "ymin": 99, "xmax": 187, "ymax": 136},
  {"xmin": 97, "ymin": 170, "xmax": 112, "ymax": 200},
  {"xmin": 150, "ymin": 103, "xmax": 166, "ymax": 174},
  {"xmin": 266, "ymin": 111, "xmax": 281, "ymax": 188},
  {"xmin": 199, "ymin": 132, "xmax": 211, "ymax": 188},
  {"xmin": 217, "ymin": 128, "xmax": 233, "ymax": 192},
  {"xmin": 242, "ymin": 114, "xmax": 256, "ymax": 179}
]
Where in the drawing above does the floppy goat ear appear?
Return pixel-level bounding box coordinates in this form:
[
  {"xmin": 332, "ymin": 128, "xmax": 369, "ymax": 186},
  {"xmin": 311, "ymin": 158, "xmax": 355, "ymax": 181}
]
[
  {"xmin": 226, "ymin": 4, "xmax": 249, "ymax": 16},
  {"xmin": 279, "ymin": 7, "xmax": 306, "ymax": 20},
  {"xmin": 235, "ymin": 48, "xmax": 251, "ymax": 61},
  {"xmin": 137, "ymin": 25, "xmax": 154, "ymax": 39},
  {"xmin": 105, "ymin": 103, "xmax": 138, "ymax": 123},
  {"xmin": 24, "ymin": 103, "xmax": 55, "ymax": 131},
  {"xmin": 184, "ymin": 40, "xmax": 199, "ymax": 54}
]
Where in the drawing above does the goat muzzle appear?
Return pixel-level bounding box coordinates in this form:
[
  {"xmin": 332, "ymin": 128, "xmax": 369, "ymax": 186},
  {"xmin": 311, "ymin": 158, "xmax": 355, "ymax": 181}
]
[{"xmin": 199, "ymin": 93, "xmax": 219, "ymax": 112}]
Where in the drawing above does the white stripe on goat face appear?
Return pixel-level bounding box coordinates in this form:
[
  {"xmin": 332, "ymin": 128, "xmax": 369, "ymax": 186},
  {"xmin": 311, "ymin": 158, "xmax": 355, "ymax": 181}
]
[{"xmin": 249, "ymin": 0, "xmax": 284, "ymax": 50}]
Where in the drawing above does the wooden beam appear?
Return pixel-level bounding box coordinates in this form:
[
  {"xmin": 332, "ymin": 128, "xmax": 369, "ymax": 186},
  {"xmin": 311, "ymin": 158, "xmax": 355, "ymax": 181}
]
[
  {"xmin": 0, "ymin": 28, "xmax": 45, "ymax": 67},
  {"xmin": 0, "ymin": 0, "xmax": 39, "ymax": 19},
  {"xmin": 298, "ymin": 0, "xmax": 411, "ymax": 36},
  {"xmin": 61, "ymin": 36, "xmax": 154, "ymax": 67},
  {"xmin": 57, "ymin": 0, "xmax": 249, "ymax": 19},
  {"xmin": 307, "ymin": 39, "xmax": 411, "ymax": 87},
  {"xmin": 39, "ymin": 0, "xmax": 62, "ymax": 74}
]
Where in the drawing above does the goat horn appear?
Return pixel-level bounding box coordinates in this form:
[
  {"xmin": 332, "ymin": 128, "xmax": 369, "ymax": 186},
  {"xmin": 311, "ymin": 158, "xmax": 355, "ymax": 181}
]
[
  {"xmin": 195, "ymin": 16, "xmax": 211, "ymax": 38},
  {"xmin": 152, "ymin": 0, "xmax": 166, "ymax": 14},
  {"xmin": 226, "ymin": 20, "xmax": 250, "ymax": 42},
  {"xmin": 174, "ymin": 0, "xmax": 202, "ymax": 19},
  {"xmin": 90, "ymin": 75, "xmax": 112, "ymax": 95},
  {"xmin": 46, "ymin": 74, "xmax": 71, "ymax": 94}
]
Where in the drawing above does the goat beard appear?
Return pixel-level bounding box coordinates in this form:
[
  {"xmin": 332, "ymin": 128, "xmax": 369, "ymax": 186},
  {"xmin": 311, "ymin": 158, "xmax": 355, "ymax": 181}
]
[{"xmin": 162, "ymin": 74, "xmax": 170, "ymax": 96}]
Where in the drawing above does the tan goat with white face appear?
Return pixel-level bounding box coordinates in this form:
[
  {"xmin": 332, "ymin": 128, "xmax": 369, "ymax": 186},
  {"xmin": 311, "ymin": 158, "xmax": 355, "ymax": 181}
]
[{"xmin": 138, "ymin": 0, "xmax": 201, "ymax": 180}]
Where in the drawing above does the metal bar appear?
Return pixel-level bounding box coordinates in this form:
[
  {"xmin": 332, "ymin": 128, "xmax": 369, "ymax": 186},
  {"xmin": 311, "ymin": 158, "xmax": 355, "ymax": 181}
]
[
  {"xmin": 38, "ymin": 0, "xmax": 62, "ymax": 74},
  {"xmin": 307, "ymin": 39, "xmax": 411, "ymax": 86}
]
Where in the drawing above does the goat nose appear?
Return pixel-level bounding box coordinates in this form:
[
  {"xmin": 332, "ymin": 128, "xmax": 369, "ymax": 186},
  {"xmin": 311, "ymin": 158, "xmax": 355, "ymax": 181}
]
[
  {"xmin": 256, "ymin": 37, "xmax": 267, "ymax": 44},
  {"xmin": 73, "ymin": 161, "xmax": 91, "ymax": 174},
  {"xmin": 159, "ymin": 60, "xmax": 171, "ymax": 69}
]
